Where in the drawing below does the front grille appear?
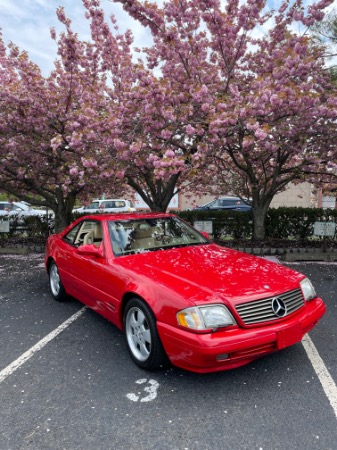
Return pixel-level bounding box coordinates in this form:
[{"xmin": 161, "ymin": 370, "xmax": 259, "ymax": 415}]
[{"xmin": 235, "ymin": 288, "xmax": 304, "ymax": 325}]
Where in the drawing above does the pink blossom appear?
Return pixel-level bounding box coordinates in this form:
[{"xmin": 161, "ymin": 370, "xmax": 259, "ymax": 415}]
[
  {"xmin": 255, "ymin": 129, "xmax": 268, "ymax": 140},
  {"xmin": 81, "ymin": 158, "xmax": 98, "ymax": 168},
  {"xmin": 113, "ymin": 139, "xmax": 126, "ymax": 150},
  {"xmin": 161, "ymin": 130, "xmax": 173, "ymax": 139},
  {"xmin": 69, "ymin": 167, "xmax": 78, "ymax": 176},
  {"xmin": 164, "ymin": 149, "xmax": 175, "ymax": 158},
  {"xmin": 186, "ymin": 124, "xmax": 196, "ymax": 136}
]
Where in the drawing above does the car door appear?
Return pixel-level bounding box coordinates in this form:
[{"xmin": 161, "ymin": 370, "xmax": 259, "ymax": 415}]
[
  {"xmin": 70, "ymin": 220, "xmax": 124, "ymax": 323},
  {"xmin": 58, "ymin": 220, "xmax": 106, "ymax": 307},
  {"xmin": 57, "ymin": 219, "xmax": 125, "ymax": 324}
]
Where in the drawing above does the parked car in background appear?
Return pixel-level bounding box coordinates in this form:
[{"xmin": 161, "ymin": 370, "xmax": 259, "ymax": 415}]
[
  {"xmin": 0, "ymin": 201, "xmax": 52, "ymax": 217},
  {"xmin": 74, "ymin": 198, "xmax": 136, "ymax": 214},
  {"xmin": 195, "ymin": 196, "xmax": 252, "ymax": 211},
  {"xmin": 45, "ymin": 212, "xmax": 325, "ymax": 373}
]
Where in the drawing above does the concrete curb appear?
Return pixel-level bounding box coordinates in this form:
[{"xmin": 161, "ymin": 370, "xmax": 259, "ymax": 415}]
[
  {"xmin": 229, "ymin": 247, "xmax": 337, "ymax": 262},
  {"xmin": 0, "ymin": 246, "xmax": 44, "ymax": 255},
  {"xmin": 0, "ymin": 247, "xmax": 30, "ymax": 255},
  {"xmin": 281, "ymin": 251, "xmax": 337, "ymax": 262}
]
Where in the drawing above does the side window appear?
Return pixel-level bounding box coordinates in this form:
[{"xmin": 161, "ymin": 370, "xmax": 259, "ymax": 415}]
[
  {"xmin": 221, "ymin": 199, "xmax": 241, "ymax": 206},
  {"xmin": 85, "ymin": 201, "xmax": 99, "ymax": 210},
  {"xmin": 211, "ymin": 199, "xmax": 220, "ymax": 207},
  {"xmin": 73, "ymin": 221, "xmax": 103, "ymax": 247}
]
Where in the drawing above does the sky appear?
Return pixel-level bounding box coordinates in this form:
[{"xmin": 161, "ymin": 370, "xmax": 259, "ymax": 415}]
[
  {"xmin": 0, "ymin": 0, "xmax": 151, "ymax": 75},
  {"xmin": 1, "ymin": 0, "xmax": 337, "ymax": 76}
]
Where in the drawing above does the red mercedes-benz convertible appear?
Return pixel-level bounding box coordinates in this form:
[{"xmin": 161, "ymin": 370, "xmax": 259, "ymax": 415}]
[{"xmin": 45, "ymin": 212, "xmax": 326, "ymax": 373}]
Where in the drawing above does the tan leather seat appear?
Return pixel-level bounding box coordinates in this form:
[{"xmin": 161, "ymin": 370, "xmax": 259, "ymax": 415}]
[
  {"xmin": 83, "ymin": 224, "xmax": 102, "ymax": 247},
  {"xmin": 93, "ymin": 223, "xmax": 103, "ymax": 246},
  {"xmin": 131, "ymin": 224, "xmax": 155, "ymax": 250}
]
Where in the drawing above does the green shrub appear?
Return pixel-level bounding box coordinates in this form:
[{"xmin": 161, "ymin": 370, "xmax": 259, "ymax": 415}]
[
  {"xmin": 178, "ymin": 207, "xmax": 337, "ymax": 241},
  {"xmin": 265, "ymin": 207, "xmax": 337, "ymax": 240},
  {"xmin": 177, "ymin": 210, "xmax": 252, "ymax": 240},
  {"xmin": 23, "ymin": 216, "xmax": 51, "ymax": 238}
]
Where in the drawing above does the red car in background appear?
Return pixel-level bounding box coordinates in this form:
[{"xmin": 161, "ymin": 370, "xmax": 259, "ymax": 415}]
[{"xmin": 45, "ymin": 213, "xmax": 326, "ymax": 373}]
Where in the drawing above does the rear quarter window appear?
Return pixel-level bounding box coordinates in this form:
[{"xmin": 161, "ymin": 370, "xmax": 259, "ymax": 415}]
[{"xmin": 63, "ymin": 223, "xmax": 82, "ymax": 245}]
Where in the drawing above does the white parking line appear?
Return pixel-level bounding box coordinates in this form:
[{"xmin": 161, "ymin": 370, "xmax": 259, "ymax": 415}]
[
  {"xmin": 302, "ymin": 334, "xmax": 337, "ymax": 419},
  {"xmin": 0, "ymin": 307, "xmax": 87, "ymax": 384}
]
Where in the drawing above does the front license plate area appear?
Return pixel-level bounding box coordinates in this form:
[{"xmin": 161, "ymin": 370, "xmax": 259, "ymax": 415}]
[{"xmin": 277, "ymin": 324, "xmax": 302, "ymax": 350}]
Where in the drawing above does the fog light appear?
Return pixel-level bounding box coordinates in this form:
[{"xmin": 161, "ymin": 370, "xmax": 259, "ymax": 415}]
[{"xmin": 216, "ymin": 353, "xmax": 229, "ymax": 361}]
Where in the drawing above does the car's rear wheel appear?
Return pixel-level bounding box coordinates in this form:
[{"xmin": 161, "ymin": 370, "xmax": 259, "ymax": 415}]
[
  {"xmin": 49, "ymin": 261, "xmax": 67, "ymax": 302},
  {"xmin": 124, "ymin": 298, "xmax": 167, "ymax": 370}
]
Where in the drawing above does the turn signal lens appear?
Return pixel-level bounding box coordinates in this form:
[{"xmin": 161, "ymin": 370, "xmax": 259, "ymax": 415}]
[{"xmin": 177, "ymin": 308, "xmax": 203, "ymax": 329}]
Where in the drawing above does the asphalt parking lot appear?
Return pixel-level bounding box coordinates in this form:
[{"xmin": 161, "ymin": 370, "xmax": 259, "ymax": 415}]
[{"xmin": 1, "ymin": 253, "xmax": 337, "ymax": 450}]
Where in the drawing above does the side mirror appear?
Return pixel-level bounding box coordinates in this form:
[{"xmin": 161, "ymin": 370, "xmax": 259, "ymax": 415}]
[
  {"xmin": 77, "ymin": 244, "xmax": 104, "ymax": 258},
  {"xmin": 201, "ymin": 231, "xmax": 211, "ymax": 240}
]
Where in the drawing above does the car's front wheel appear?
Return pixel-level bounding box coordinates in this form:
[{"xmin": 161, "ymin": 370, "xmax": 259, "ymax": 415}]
[
  {"xmin": 124, "ymin": 298, "xmax": 167, "ymax": 370},
  {"xmin": 49, "ymin": 261, "xmax": 67, "ymax": 302}
]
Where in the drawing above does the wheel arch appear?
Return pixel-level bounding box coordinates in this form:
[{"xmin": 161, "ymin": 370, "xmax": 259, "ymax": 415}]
[
  {"xmin": 46, "ymin": 256, "xmax": 56, "ymax": 273},
  {"xmin": 120, "ymin": 291, "xmax": 150, "ymax": 327}
]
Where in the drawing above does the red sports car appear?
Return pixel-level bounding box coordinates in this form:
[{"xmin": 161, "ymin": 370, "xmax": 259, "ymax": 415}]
[{"xmin": 45, "ymin": 212, "xmax": 326, "ymax": 373}]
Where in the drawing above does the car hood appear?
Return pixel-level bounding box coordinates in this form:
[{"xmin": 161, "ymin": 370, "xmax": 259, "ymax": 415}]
[{"xmin": 117, "ymin": 244, "xmax": 304, "ymax": 306}]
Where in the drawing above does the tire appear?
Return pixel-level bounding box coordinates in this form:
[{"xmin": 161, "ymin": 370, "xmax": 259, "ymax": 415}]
[
  {"xmin": 49, "ymin": 261, "xmax": 68, "ymax": 302},
  {"xmin": 124, "ymin": 298, "xmax": 167, "ymax": 370}
]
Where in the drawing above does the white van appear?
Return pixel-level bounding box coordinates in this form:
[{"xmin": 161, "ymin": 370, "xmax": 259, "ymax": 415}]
[{"xmin": 74, "ymin": 199, "xmax": 136, "ymax": 214}]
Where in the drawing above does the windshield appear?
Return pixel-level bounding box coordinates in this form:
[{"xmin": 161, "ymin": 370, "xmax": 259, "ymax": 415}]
[{"xmin": 108, "ymin": 216, "xmax": 209, "ymax": 256}]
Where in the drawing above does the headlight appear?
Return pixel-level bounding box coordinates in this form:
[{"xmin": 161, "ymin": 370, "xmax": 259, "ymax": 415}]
[
  {"xmin": 177, "ymin": 304, "xmax": 236, "ymax": 331},
  {"xmin": 300, "ymin": 278, "xmax": 316, "ymax": 301}
]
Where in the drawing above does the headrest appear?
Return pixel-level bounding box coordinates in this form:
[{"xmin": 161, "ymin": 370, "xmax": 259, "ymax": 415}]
[
  {"xmin": 93, "ymin": 223, "xmax": 102, "ymax": 238},
  {"xmin": 134, "ymin": 223, "xmax": 153, "ymax": 238}
]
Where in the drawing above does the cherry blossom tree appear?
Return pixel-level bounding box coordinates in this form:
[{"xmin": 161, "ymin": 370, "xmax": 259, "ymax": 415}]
[
  {"xmin": 301, "ymin": 10, "xmax": 337, "ymax": 198},
  {"xmin": 0, "ymin": 12, "xmax": 129, "ymax": 232},
  {"xmin": 108, "ymin": 0, "xmax": 337, "ymax": 239},
  {"xmin": 79, "ymin": 0, "xmax": 210, "ymax": 212}
]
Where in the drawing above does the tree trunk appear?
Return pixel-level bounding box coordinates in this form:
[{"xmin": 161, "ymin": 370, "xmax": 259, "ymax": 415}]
[
  {"xmin": 127, "ymin": 173, "xmax": 181, "ymax": 213},
  {"xmin": 54, "ymin": 212, "xmax": 70, "ymax": 234},
  {"xmin": 53, "ymin": 192, "xmax": 77, "ymax": 233},
  {"xmin": 253, "ymin": 209, "xmax": 267, "ymax": 240},
  {"xmin": 252, "ymin": 194, "xmax": 272, "ymax": 241}
]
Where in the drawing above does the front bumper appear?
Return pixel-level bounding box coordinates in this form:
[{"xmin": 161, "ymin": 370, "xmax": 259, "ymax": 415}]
[{"xmin": 157, "ymin": 297, "xmax": 326, "ymax": 373}]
